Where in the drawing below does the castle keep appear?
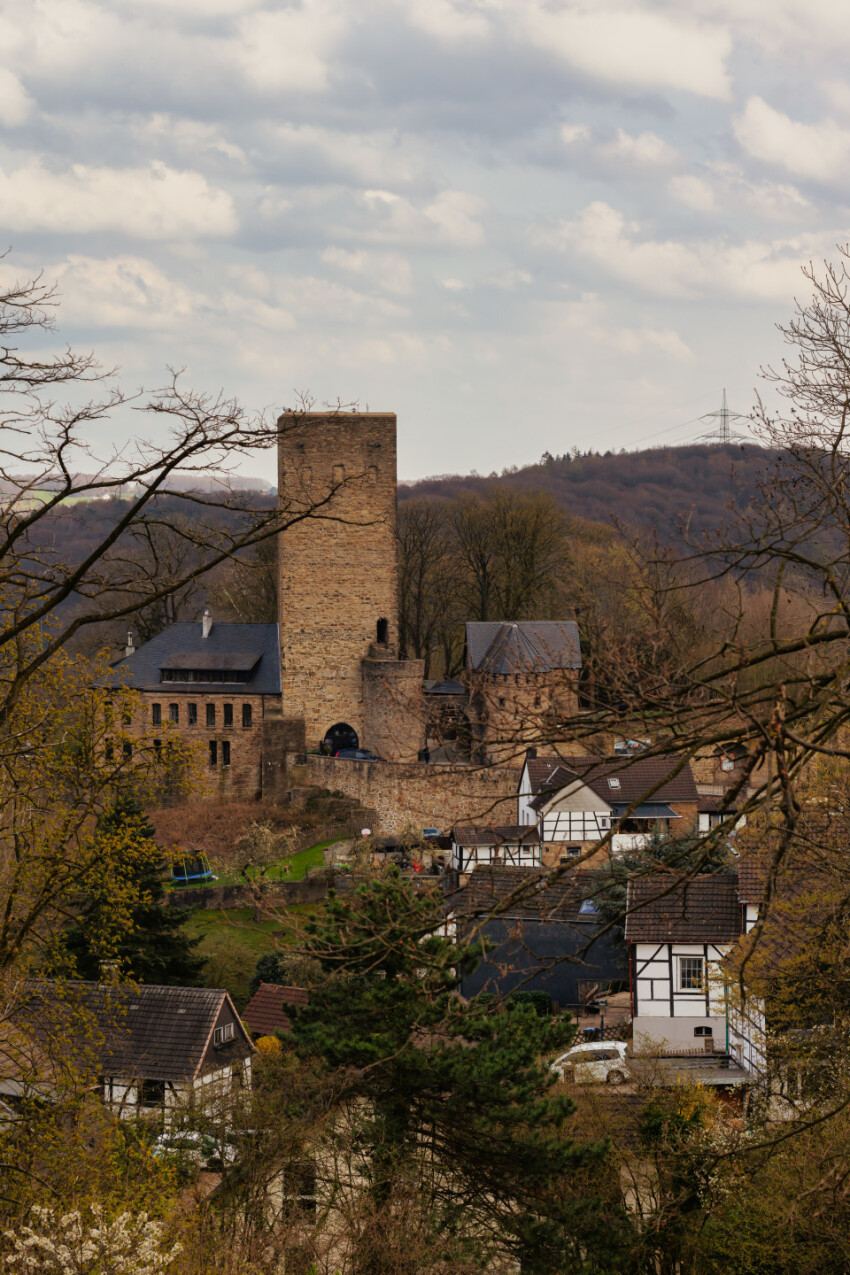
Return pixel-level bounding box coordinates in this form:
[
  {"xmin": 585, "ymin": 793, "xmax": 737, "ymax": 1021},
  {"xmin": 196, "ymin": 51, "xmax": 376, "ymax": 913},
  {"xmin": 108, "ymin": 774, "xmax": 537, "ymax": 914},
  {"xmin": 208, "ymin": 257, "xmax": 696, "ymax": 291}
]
[{"xmin": 277, "ymin": 410, "xmax": 425, "ymax": 763}]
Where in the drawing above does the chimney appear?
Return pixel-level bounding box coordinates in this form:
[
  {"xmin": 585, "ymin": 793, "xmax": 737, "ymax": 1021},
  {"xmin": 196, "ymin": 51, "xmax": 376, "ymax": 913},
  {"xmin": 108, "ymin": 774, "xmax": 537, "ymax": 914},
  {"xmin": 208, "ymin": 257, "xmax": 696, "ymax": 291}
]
[
  {"xmin": 525, "ymin": 747, "xmax": 537, "ymax": 760},
  {"xmin": 202, "ymin": 609, "xmax": 212, "ymax": 639},
  {"xmin": 124, "ymin": 630, "xmax": 135, "ymax": 658}
]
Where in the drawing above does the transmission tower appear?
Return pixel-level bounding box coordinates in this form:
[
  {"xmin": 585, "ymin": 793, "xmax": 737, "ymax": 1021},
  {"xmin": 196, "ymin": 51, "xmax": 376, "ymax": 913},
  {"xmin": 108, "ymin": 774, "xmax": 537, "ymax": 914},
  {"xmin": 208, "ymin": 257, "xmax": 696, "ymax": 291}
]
[{"xmin": 696, "ymin": 388, "xmax": 749, "ymax": 444}]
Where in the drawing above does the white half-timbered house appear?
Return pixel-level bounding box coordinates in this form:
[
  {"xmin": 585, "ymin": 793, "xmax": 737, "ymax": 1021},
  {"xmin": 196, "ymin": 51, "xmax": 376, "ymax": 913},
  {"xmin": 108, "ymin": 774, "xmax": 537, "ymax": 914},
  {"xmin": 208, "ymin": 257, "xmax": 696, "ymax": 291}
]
[
  {"xmin": 625, "ymin": 871, "xmax": 764, "ymax": 1076},
  {"xmin": 450, "ymin": 824, "xmax": 541, "ymax": 874},
  {"xmin": 517, "ymin": 752, "xmax": 699, "ymax": 866}
]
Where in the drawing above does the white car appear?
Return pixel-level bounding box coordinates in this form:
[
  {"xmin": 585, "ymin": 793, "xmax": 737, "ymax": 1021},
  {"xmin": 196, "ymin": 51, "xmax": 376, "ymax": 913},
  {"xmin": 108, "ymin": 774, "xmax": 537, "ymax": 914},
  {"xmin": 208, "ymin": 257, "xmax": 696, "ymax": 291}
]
[{"xmin": 551, "ymin": 1041, "xmax": 630, "ymax": 1086}]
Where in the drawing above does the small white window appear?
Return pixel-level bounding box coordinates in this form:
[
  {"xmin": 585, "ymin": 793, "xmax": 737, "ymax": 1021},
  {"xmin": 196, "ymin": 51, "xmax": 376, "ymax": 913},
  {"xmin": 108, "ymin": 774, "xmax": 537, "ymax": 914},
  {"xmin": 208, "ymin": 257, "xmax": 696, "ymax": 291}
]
[
  {"xmin": 213, "ymin": 1022, "xmax": 235, "ymax": 1048},
  {"xmin": 721, "ymin": 756, "xmax": 735, "ymax": 772},
  {"xmin": 678, "ymin": 957, "xmax": 704, "ymax": 991},
  {"xmin": 607, "ymin": 777, "xmax": 621, "ymax": 789}
]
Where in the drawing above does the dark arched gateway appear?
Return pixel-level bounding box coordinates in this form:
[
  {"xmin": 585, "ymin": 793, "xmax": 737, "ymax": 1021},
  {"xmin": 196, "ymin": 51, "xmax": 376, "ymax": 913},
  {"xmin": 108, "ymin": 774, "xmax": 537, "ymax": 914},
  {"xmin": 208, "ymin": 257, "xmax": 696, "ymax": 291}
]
[{"xmin": 323, "ymin": 722, "xmax": 359, "ymax": 754}]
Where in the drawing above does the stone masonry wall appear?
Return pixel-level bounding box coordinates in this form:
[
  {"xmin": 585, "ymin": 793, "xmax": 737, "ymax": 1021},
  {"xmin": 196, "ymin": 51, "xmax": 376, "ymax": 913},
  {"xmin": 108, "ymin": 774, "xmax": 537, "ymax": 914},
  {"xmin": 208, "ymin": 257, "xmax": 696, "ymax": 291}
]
[
  {"xmin": 278, "ymin": 412, "xmax": 400, "ymax": 753},
  {"xmin": 289, "ymin": 754, "xmax": 521, "ymax": 833},
  {"xmin": 132, "ymin": 689, "xmax": 277, "ymax": 801},
  {"xmin": 362, "ymin": 649, "xmax": 427, "ymax": 762}
]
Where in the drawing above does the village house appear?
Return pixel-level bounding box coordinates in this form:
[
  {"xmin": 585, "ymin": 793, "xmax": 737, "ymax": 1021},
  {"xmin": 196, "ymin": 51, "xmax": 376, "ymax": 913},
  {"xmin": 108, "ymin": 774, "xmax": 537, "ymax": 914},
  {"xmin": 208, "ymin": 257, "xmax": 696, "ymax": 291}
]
[
  {"xmin": 242, "ymin": 983, "xmax": 308, "ymax": 1039},
  {"xmin": 625, "ymin": 871, "xmax": 764, "ymax": 1077},
  {"xmin": 9, "ymin": 982, "xmax": 254, "ymax": 1121},
  {"xmin": 449, "ymin": 823, "xmax": 541, "ymax": 875},
  {"xmin": 517, "ymin": 752, "xmax": 699, "ymax": 865}
]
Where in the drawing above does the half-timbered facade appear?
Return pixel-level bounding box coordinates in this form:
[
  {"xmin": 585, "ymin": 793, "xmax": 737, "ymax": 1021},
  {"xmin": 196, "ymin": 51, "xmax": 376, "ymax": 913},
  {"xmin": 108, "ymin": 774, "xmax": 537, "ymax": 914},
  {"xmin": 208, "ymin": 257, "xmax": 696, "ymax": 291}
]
[
  {"xmin": 450, "ymin": 824, "xmax": 541, "ymax": 874},
  {"xmin": 518, "ymin": 752, "xmax": 699, "ymax": 865},
  {"xmin": 625, "ymin": 872, "xmax": 764, "ymax": 1076}
]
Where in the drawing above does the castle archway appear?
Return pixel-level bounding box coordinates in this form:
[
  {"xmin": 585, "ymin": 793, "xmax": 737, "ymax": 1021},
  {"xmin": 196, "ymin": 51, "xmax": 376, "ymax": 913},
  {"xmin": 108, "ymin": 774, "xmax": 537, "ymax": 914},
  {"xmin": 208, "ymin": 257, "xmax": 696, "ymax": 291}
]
[{"xmin": 324, "ymin": 722, "xmax": 359, "ymax": 754}]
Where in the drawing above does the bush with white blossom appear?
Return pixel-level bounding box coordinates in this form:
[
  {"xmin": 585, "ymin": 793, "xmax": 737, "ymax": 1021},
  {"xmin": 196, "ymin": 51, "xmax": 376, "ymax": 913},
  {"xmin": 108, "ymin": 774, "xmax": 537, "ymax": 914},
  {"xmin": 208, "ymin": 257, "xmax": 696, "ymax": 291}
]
[{"xmin": 4, "ymin": 1205, "xmax": 181, "ymax": 1275}]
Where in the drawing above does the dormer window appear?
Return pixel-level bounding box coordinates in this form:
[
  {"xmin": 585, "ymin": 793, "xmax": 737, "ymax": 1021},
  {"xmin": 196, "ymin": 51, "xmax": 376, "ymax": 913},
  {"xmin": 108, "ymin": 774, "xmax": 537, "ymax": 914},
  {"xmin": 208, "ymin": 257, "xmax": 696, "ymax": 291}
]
[
  {"xmin": 607, "ymin": 777, "xmax": 621, "ymax": 789},
  {"xmin": 213, "ymin": 1022, "xmax": 235, "ymax": 1048}
]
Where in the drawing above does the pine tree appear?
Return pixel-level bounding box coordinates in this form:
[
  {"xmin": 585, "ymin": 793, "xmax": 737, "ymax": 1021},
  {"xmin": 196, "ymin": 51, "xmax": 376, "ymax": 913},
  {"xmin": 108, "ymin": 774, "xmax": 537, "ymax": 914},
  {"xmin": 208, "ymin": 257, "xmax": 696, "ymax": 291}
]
[
  {"xmin": 287, "ymin": 869, "xmax": 630, "ymax": 1273},
  {"xmin": 64, "ymin": 796, "xmax": 207, "ymax": 986}
]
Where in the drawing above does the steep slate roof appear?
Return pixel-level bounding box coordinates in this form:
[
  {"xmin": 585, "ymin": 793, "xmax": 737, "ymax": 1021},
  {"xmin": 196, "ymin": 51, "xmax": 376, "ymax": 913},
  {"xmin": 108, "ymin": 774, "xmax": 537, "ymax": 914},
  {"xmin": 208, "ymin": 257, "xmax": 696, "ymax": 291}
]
[
  {"xmin": 465, "ymin": 621, "xmax": 581, "ymax": 675},
  {"xmin": 21, "ymin": 982, "xmax": 253, "ymax": 1081},
  {"xmin": 452, "ymin": 865, "xmax": 603, "ymax": 922},
  {"xmin": 451, "ymin": 824, "xmax": 541, "ymax": 848},
  {"xmin": 624, "ymin": 872, "xmax": 742, "ymax": 944},
  {"xmin": 108, "ymin": 621, "xmax": 281, "ymax": 695},
  {"xmin": 242, "ymin": 984, "xmax": 308, "ymax": 1037},
  {"xmin": 527, "ymin": 754, "xmax": 698, "ymax": 810}
]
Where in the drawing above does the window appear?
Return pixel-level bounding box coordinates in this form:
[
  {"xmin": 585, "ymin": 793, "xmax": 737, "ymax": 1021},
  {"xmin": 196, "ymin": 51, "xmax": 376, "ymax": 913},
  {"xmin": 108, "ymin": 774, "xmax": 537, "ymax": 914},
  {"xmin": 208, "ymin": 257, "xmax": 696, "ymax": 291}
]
[
  {"xmin": 213, "ymin": 1022, "xmax": 235, "ymax": 1048},
  {"xmin": 188, "ymin": 703, "xmax": 197, "ymax": 726},
  {"xmin": 152, "ymin": 703, "xmax": 161, "ymax": 726},
  {"xmin": 678, "ymin": 957, "xmax": 704, "ymax": 991},
  {"xmin": 169, "ymin": 703, "xmax": 179, "ymax": 724},
  {"xmin": 223, "ymin": 703, "xmax": 233, "ymax": 727},
  {"xmin": 376, "ymin": 617, "xmax": 389, "ymax": 644},
  {"xmin": 122, "ymin": 742, "xmax": 132, "ymax": 759},
  {"xmin": 122, "ymin": 707, "xmax": 132, "ymax": 726},
  {"xmin": 721, "ymin": 756, "xmax": 735, "ymax": 772},
  {"xmin": 694, "ymin": 1025, "xmax": 713, "ymax": 1038},
  {"xmin": 242, "ymin": 703, "xmax": 252, "ymax": 728},
  {"xmin": 105, "ymin": 743, "xmax": 114, "ymax": 763},
  {"xmin": 138, "ymin": 1079, "xmax": 166, "ymax": 1106},
  {"xmin": 222, "ymin": 741, "xmax": 231, "ymax": 767},
  {"xmin": 579, "ymin": 898, "xmax": 598, "ymax": 915},
  {"xmin": 209, "ymin": 740, "xmax": 218, "ymax": 767},
  {"xmin": 206, "ymin": 703, "xmax": 215, "ymax": 727},
  {"xmin": 607, "ymin": 777, "xmax": 621, "ymax": 789},
  {"xmin": 153, "ymin": 739, "xmax": 161, "ymax": 755}
]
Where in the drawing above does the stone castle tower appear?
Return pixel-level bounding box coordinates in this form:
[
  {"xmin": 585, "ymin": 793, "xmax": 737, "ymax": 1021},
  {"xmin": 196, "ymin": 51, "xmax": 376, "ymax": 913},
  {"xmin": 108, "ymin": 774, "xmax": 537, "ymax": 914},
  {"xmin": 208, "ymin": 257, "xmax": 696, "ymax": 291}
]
[{"xmin": 277, "ymin": 410, "xmax": 424, "ymax": 761}]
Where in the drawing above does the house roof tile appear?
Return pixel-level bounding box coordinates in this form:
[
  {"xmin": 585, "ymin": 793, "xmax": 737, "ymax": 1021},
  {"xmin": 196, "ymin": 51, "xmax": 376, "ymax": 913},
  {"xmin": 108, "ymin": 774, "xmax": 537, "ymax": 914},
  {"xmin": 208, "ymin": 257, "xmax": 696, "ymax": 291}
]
[
  {"xmin": 452, "ymin": 865, "xmax": 603, "ymax": 922},
  {"xmin": 527, "ymin": 754, "xmax": 698, "ymax": 810},
  {"xmin": 21, "ymin": 982, "xmax": 253, "ymax": 1082},
  {"xmin": 242, "ymin": 984, "xmax": 308, "ymax": 1037},
  {"xmin": 624, "ymin": 872, "xmax": 741, "ymax": 943},
  {"xmin": 451, "ymin": 824, "xmax": 541, "ymax": 848}
]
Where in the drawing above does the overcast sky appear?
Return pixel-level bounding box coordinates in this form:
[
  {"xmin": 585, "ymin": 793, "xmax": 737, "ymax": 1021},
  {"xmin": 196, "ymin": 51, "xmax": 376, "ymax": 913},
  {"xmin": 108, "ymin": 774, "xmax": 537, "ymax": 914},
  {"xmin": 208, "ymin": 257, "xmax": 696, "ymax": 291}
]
[{"xmin": 0, "ymin": 0, "xmax": 845, "ymax": 481}]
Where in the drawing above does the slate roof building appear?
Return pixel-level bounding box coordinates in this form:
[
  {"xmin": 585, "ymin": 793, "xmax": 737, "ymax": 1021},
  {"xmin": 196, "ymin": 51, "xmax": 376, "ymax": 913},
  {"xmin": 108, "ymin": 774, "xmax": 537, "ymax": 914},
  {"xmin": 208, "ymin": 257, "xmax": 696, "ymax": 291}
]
[
  {"xmin": 450, "ymin": 823, "xmax": 541, "ymax": 873},
  {"xmin": 454, "ymin": 865, "xmax": 627, "ymax": 1011},
  {"xmin": 517, "ymin": 752, "xmax": 699, "ymax": 866},
  {"xmin": 625, "ymin": 870, "xmax": 764, "ymax": 1076},
  {"xmin": 12, "ymin": 982, "xmax": 254, "ymax": 1119},
  {"xmin": 109, "ymin": 614, "xmax": 301, "ymax": 800}
]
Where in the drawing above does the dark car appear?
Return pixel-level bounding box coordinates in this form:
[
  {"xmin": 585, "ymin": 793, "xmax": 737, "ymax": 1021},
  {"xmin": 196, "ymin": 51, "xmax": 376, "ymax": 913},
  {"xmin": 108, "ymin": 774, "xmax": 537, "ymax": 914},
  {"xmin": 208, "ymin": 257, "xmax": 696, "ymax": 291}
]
[{"xmin": 334, "ymin": 748, "xmax": 379, "ymax": 760}]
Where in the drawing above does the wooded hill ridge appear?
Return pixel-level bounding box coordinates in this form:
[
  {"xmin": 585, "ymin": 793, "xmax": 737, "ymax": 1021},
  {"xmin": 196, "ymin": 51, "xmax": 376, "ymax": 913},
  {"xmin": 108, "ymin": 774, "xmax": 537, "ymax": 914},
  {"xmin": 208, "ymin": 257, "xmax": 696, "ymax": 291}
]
[{"xmin": 401, "ymin": 442, "xmax": 780, "ymax": 541}]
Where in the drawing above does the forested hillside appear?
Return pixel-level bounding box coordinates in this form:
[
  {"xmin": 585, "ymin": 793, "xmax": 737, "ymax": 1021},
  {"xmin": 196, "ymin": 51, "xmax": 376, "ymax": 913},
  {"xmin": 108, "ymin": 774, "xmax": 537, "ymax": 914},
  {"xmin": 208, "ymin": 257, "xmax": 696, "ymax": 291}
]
[{"xmin": 402, "ymin": 443, "xmax": 779, "ymax": 541}]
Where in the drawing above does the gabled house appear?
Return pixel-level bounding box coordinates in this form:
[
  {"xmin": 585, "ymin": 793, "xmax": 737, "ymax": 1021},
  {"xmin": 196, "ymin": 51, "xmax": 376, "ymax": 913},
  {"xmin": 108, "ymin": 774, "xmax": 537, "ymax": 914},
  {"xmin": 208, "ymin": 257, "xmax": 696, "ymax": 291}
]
[
  {"xmin": 518, "ymin": 753, "xmax": 699, "ymax": 865},
  {"xmin": 242, "ymin": 983, "xmax": 308, "ymax": 1038},
  {"xmin": 454, "ymin": 865, "xmax": 627, "ymax": 1012},
  {"xmin": 625, "ymin": 872, "xmax": 764, "ymax": 1076},
  {"xmin": 450, "ymin": 824, "xmax": 541, "ymax": 875},
  {"xmin": 13, "ymin": 982, "xmax": 254, "ymax": 1119}
]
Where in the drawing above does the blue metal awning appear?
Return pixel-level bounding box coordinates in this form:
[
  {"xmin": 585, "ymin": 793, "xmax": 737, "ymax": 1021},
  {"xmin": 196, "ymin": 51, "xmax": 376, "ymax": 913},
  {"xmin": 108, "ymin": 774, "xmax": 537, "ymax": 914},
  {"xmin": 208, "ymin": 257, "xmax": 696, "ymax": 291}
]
[{"xmin": 610, "ymin": 802, "xmax": 680, "ymax": 819}]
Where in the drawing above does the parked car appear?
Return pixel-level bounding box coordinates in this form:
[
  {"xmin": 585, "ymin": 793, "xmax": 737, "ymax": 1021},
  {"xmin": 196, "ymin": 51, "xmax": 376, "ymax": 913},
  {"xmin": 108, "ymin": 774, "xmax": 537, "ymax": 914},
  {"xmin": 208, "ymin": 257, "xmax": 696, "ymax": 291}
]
[
  {"xmin": 551, "ymin": 1041, "xmax": 630, "ymax": 1086},
  {"xmin": 334, "ymin": 748, "xmax": 379, "ymax": 760}
]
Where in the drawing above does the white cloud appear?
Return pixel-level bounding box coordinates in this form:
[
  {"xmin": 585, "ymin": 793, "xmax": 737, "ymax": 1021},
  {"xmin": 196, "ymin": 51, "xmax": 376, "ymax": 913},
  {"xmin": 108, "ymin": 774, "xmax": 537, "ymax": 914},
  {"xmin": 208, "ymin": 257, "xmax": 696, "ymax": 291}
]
[
  {"xmin": 668, "ymin": 174, "xmax": 718, "ymax": 212},
  {"xmin": 0, "ymin": 68, "xmax": 33, "ymax": 127},
  {"xmin": 322, "ymin": 245, "xmax": 413, "ymax": 293},
  {"xmin": 236, "ymin": 3, "xmax": 342, "ymax": 93},
  {"xmin": 561, "ymin": 123, "xmax": 591, "ymax": 145},
  {"xmin": 0, "ymin": 160, "xmax": 237, "ymax": 239},
  {"xmin": 423, "ymin": 190, "xmax": 486, "ymax": 245},
  {"xmin": 552, "ymin": 201, "xmax": 819, "ymax": 301},
  {"xmin": 735, "ymin": 97, "xmax": 850, "ymax": 182},
  {"xmin": 603, "ymin": 128, "xmax": 678, "ymax": 166},
  {"xmin": 50, "ymin": 255, "xmax": 203, "ymax": 329},
  {"xmin": 512, "ymin": 4, "xmax": 731, "ymax": 100},
  {"xmin": 401, "ymin": 0, "xmax": 490, "ymax": 42}
]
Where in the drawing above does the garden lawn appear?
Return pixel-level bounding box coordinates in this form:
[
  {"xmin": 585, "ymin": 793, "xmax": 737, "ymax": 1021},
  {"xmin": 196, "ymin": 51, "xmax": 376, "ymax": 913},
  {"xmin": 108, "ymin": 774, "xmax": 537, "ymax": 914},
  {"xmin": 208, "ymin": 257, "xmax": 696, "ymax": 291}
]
[{"xmin": 185, "ymin": 903, "xmax": 318, "ymax": 1009}]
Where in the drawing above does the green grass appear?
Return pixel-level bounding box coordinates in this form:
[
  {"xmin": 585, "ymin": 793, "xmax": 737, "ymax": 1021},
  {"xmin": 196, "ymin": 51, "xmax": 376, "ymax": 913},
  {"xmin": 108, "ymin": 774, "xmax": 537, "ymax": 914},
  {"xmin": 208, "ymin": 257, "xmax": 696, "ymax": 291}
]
[
  {"xmin": 168, "ymin": 838, "xmax": 341, "ymax": 890},
  {"xmin": 184, "ymin": 903, "xmax": 319, "ymax": 1008}
]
